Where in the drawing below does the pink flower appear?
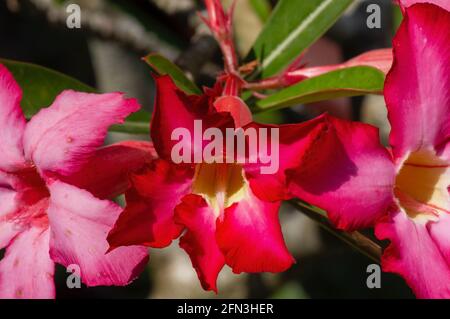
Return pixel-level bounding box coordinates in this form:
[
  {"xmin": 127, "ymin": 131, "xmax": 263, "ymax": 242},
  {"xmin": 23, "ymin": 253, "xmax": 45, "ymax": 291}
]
[
  {"xmin": 0, "ymin": 64, "xmax": 153, "ymax": 298},
  {"xmin": 289, "ymin": 3, "xmax": 450, "ymax": 298},
  {"xmin": 107, "ymin": 75, "xmax": 330, "ymax": 292}
]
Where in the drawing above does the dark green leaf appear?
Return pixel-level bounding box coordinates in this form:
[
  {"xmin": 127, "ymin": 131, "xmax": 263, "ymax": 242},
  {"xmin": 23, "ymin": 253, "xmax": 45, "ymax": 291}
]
[
  {"xmin": 2, "ymin": 59, "xmax": 95, "ymax": 118},
  {"xmin": 255, "ymin": 66, "xmax": 385, "ymax": 112},
  {"xmin": 107, "ymin": 0, "xmax": 186, "ymax": 51},
  {"xmin": 144, "ymin": 53, "xmax": 202, "ymax": 95},
  {"xmin": 248, "ymin": 0, "xmax": 354, "ymax": 78}
]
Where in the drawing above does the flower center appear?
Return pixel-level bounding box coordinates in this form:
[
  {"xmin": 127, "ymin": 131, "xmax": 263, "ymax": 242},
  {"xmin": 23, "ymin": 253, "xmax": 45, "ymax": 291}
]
[
  {"xmin": 394, "ymin": 149, "xmax": 450, "ymax": 223},
  {"xmin": 192, "ymin": 163, "xmax": 246, "ymax": 216}
]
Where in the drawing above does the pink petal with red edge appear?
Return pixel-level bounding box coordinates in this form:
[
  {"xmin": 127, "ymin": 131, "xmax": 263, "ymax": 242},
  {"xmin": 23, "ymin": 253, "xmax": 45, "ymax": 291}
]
[
  {"xmin": 23, "ymin": 90, "xmax": 140, "ymax": 177},
  {"xmin": 216, "ymin": 187, "xmax": 294, "ymax": 274},
  {"xmin": 0, "ymin": 227, "xmax": 55, "ymax": 299},
  {"xmin": 289, "ymin": 116, "xmax": 395, "ymax": 231},
  {"xmin": 0, "ymin": 187, "xmax": 20, "ymax": 249},
  {"xmin": 288, "ymin": 49, "xmax": 393, "ymax": 81},
  {"xmin": 175, "ymin": 194, "xmax": 225, "ymax": 292},
  {"xmin": 244, "ymin": 114, "xmax": 328, "ymax": 202},
  {"xmin": 64, "ymin": 141, "xmax": 156, "ymax": 200},
  {"xmin": 108, "ymin": 159, "xmax": 193, "ymax": 249},
  {"xmin": 47, "ymin": 181, "xmax": 148, "ymax": 287},
  {"xmin": 399, "ymin": 0, "xmax": 450, "ymax": 11},
  {"xmin": 151, "ymin": 75, "xmax": 234, "ymax": 162},
  {"xmin": 385, "ymin": 4, "xmax": 450, "ymax": 160},
  {"xmin": 343, "ymin": 48, "xmax": 393, "ymax": 75},
  {"xmin": 0, "ymin": 64, "xmax": 26, "ymax": 172},
  {"xmin": 376, "ymin": 209, "xmax": 450, "ymax": 298}
]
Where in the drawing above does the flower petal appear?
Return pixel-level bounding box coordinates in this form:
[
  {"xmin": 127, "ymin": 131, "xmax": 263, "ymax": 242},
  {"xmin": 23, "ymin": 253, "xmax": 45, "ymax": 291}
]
[
  {"xmin": 23, "ymin": 90, "xmax": 140, "ymax": 176},
  {"xmin": 216, "ymin": 187, "xmax": 294, "ymax": 273},
  {"xmin": 376, "ymin": 209, "xmax": 450, "ymax": 298},
  {"xmin": 108, "ymin": 159, "xmax": 193, "ymax": 249},
  {"xmin": 0, "ymin": 64, "xmax": 26, "ymax": 171},
  {"xmin": 0, "ymin": 171, "xmax": 34, "ymax": 250},
  {"xmin": 385, "ymin": 4, "xmax": 450, "ymax": 159},
  {"xmin": 288, "ymin": 49, "xmax": 393, "ymax": 81},
  {"xmin": 47, "ymin": 181, "xmax": 148, "ymax": 287},
  {"xmin": 399, "ymin": 0, "xmax": 450, "ymax": 11},
  {"xmin": 0, "ymin": 227, "xmax": 55, "ymax": 299},
  {"xmin": 174, "ymin": 194, "xmax": 225, "ymax": 292},
  {"xmin": 289, "ymin": 116, "xmax": 396, "ymax": 231},
  {"xmin": 151, "ymin": 75, "xmax": 234, "ymax": 162},
  {"xmin": 243, "ymin": 115, "xmax": 328, "ymax": 202},
  {"xmin": 63, "ymin": 141, "xmax": 156, "ymax": 200},
  {"xmin": 342, "ymin": 49, "xmax": 393, "ymax": 75}
]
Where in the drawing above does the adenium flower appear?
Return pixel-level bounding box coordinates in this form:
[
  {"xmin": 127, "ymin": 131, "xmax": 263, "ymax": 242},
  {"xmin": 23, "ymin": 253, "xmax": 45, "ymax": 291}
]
[
  {"xmin": 107, "ymin": 74, "xmax": 330, "ymax": 292},
  {"xmin": 0, "ymin": 64, "xmax": 153, "ymax": 298},
  {"xmin": 289, "ymin": 3, "xmax": 450, "ymax": 298}
]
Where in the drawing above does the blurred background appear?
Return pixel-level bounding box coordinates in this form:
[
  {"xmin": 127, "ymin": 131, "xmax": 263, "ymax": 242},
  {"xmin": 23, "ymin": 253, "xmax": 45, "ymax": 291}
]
[{"xmin": 0, "ymin": 0, "xmax": 413, "ymax": 298}]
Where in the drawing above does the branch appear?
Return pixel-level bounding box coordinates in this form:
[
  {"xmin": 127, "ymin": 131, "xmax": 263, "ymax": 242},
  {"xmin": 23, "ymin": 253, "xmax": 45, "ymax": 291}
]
[{"xmin": 289, "ymin": 199, "xmax": 382, "ymax": 263}]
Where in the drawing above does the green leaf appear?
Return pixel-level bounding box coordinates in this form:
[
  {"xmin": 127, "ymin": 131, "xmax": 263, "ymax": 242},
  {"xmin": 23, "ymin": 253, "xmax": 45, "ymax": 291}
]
[
  {"xmin": 2, "ymin": 59, "xmax": 95, "ymax": 118},
  {"xmin": 248, "ymin": 0, "xmax": 354, "ymax": 78},
  {"xmin": 144, "ymin": 53, "xmax": 202, "ymax": 95},
  {"xmin": 249, "ymin": 0, "xmax": 272, "ymax": 23},
  {"xmin": 255, "ymin": 66, "xmax": 385, "ymax": 112},
  {"xmin": 1, "ymin": 59, "xmax": 149, "ymax": 134},
  {"xmin": 393, "ymin": 4, "xmax": 403, "ymax": 34}
]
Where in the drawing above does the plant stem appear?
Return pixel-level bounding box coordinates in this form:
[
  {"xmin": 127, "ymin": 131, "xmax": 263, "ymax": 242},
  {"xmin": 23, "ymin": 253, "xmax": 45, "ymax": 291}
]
[{"xmin": 289, "ymin": 199, "xmax": 382, "ymax": 263}]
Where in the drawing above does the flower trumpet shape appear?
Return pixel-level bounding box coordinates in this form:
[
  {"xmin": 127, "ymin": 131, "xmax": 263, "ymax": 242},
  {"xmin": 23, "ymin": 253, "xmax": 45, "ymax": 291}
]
[
  {"xmin": 107, "ymin": 75, "xmax": 330, "ymax": 292},
  {"xmin": 289, "ymin": 4, "xmax": 450, "ymax": 298},
  {"xmin": 0, "ymin": 64, "xmax": 153, "ymax": 298}
]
